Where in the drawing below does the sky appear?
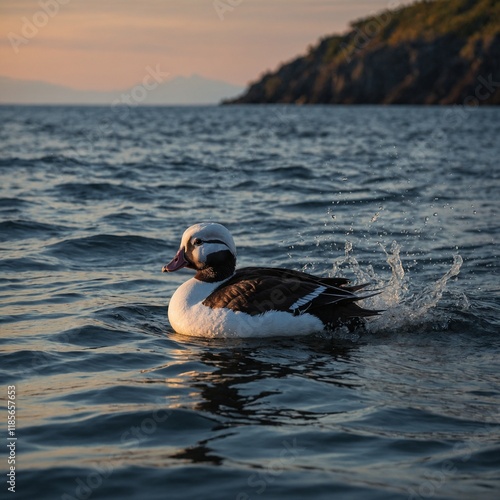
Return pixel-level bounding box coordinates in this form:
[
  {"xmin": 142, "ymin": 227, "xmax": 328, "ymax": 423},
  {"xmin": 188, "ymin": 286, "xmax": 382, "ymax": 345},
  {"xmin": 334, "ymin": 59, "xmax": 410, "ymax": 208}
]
[{"xmin": 1, "ymin": 0, "xmax": 416, "ymax": 91}]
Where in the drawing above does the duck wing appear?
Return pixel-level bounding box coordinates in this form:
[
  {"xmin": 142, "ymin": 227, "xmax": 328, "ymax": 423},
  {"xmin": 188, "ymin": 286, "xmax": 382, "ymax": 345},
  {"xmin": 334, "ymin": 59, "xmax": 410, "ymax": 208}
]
[{"xmin": 203, "ymin": 267, "xmax": 379, "ymax": 324}]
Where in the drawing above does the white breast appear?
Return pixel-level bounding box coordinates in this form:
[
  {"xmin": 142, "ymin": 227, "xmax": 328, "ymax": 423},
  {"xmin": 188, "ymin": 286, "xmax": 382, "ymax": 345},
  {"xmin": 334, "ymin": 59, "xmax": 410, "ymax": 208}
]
[
  {"xmin": 168, "ymin": 278, "xmax": 219, "ymax": 336},
  {"xmin": 168, "ymin": 277, "xmax": 324, "ymax": 338}
]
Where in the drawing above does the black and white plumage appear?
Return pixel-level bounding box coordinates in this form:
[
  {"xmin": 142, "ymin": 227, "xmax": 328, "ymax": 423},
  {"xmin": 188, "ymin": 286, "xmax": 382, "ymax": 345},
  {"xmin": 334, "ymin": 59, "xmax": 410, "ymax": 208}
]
[{"xmin": 162, "ymin": 223, "xmax": 379, "ymax": 338}]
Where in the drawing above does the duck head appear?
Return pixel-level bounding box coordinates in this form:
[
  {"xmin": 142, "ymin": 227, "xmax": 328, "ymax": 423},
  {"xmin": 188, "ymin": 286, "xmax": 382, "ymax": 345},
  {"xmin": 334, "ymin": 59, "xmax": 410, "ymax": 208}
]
[{"xmin": 162, "ymin": 222, "xmax": 237, "ymax": 282}]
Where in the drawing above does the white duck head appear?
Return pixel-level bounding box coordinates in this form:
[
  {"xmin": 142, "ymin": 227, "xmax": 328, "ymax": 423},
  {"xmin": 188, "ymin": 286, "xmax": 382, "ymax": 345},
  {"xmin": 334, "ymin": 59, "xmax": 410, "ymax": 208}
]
[{"xmin": 162, "ymin": 223, "xmax": 237, "ymax": 282}]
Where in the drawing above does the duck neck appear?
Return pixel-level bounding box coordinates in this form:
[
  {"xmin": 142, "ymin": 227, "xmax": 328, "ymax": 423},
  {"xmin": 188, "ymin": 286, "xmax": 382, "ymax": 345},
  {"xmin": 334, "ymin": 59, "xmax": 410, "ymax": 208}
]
[{"xmin": 194, "ymin": 253, "xmax": 236, "ymax": 283}]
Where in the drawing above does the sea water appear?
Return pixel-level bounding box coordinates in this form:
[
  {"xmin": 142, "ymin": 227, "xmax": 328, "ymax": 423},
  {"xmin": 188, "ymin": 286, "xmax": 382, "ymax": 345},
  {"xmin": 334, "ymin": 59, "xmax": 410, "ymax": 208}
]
[{"xmin": 0, "ymin": 105, "xmax": 499, "ymax": 499}]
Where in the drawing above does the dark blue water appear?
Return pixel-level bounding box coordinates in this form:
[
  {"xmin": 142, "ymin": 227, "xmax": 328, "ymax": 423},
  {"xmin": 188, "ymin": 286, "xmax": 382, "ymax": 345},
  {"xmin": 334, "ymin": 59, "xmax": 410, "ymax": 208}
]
[{"xmin": 1, "ymin": 105, "xmax": 499, "ymax": 500}]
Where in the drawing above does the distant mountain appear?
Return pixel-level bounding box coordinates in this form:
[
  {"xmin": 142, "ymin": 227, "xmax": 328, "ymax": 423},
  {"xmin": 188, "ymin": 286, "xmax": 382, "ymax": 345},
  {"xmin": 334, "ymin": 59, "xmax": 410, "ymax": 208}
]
[
  {"xmin": 225, "ymin": 0, "xmax": 500, "ymax": 105},
  {"xmin": 0, "ymin": 74, "xmax": 244, "ymax": 105}
]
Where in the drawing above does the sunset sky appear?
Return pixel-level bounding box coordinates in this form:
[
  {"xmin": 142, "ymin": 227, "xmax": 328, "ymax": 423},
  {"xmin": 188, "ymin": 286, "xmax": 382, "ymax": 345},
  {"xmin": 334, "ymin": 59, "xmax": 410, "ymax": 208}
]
[{"xmin": 1, "ymin": 0, "xmax": 415, "ymax": 91}]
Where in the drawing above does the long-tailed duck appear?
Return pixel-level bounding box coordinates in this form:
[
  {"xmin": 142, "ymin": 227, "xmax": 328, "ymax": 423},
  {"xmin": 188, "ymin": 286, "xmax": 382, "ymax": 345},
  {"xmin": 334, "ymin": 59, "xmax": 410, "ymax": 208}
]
[{"xmin": 162, "ymin": 222, "xmax": 379, "ymax": 338}]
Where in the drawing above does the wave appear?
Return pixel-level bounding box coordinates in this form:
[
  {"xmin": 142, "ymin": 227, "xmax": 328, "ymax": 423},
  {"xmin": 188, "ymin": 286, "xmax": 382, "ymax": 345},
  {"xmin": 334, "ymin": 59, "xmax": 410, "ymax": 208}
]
[
  {"xmin": 0, "ymin": 219, "xmax": 71, "ymax": 242},
  {"xmin": 52, "ymin": 324, "xmax": 139, "ymax": 347},
  {"xmin": 266, "ymin": 165, "xmax": 313, "ymax": 179},
  {"xmin": 0, "ymin": 197, "xmax": 34, "ymax": 209},
  {"xmin": 0, "ymin": 157, "xmax": 36, "ymax": 168},
  {"xmin": 45, "ymin": 234, "xmax": 166, "ymax": 268},
  {"xmin": 0, "ymin": 256, "xmax": 60, "ymax": 272},
  {"xmin": 0, "ymin": 155, "xmax": 86, "ymax": 169},
  {"xmin": 52, "ymin": 182, "xmax": 149, "ymax": 202}
]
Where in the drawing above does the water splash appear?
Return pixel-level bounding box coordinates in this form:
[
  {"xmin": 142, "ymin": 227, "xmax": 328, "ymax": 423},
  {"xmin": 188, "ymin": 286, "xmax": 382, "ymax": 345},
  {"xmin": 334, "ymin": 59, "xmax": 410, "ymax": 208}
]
[{"xmin": 331, "ymin": 241, "xmax": 464, "ymax": 333}]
